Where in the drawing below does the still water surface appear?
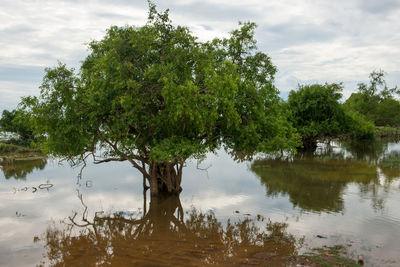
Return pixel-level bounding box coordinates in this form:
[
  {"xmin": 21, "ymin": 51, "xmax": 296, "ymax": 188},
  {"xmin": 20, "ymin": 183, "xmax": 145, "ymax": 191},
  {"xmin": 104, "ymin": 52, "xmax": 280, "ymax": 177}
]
[{"xmin": 0, "ymin": 139, "xmax": 400, "ymax": 266}]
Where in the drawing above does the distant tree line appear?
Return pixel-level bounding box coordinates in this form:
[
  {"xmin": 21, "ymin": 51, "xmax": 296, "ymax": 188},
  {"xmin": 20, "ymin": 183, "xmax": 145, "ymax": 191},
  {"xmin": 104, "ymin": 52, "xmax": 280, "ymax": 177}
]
[{"xmin": 344, "ymin": 70, "xmax": 400, "ymax": 127}]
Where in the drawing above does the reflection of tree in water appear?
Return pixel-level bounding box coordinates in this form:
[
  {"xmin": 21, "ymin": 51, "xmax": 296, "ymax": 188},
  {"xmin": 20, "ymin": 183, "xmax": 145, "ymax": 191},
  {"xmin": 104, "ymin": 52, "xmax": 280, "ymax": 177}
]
[
  {"xmin": 338, "ymin": 138, "xmax": 388, "ymax": 162},
  {"xmin": 340, "ymin": 139, "xmax": 400, "ymax": 211},
  {"xmin": 252, "ymin": 138, "xmax": 400, "ymax": 213},
  {"xmin": 0, "ymin": 158, "xmax": 47, "ymax": 180},
  {"xmin": 42, "ymin": 194, "xmax": 302, "ymax": 266},
  {"xmin": 358, "ymin": 164, "xmax": 400, "ymax": 212},
  {"xmin": 251, "ymin": 157, "xmax": 379, "ymax": 213}
]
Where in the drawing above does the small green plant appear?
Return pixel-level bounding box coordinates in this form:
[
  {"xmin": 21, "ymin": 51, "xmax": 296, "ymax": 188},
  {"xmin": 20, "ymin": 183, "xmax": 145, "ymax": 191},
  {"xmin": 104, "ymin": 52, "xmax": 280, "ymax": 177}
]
[{"xmin": 299, "ymin": 245, "xmax": 362, "ymax": 267}]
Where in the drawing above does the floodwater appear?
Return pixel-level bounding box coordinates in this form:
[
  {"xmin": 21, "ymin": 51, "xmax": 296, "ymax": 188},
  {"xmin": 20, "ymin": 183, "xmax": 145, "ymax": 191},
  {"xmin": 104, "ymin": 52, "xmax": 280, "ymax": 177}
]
[{"xmin": 1, "ymin": 139, "xmax": 400, "ymax": 266}]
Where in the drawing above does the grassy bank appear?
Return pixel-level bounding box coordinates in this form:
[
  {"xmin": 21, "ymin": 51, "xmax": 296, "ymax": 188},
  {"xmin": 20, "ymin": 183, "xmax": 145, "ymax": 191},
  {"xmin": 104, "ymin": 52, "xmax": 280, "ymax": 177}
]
[{"xmin": 0, "ymin": 142, "xmax": 44, "ymax": 161}]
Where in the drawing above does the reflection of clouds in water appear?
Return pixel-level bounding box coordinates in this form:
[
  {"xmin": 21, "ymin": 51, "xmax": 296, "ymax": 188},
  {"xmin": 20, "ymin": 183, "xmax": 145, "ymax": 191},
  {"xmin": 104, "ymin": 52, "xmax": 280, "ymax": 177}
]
[
  {"xmin": 0, "ymin": 144, "xmax": 400, "ymax": 266},
  {"xmin": 183, "ymin": 192, "xmax": 249, "ymax": 211},
  {"xmin": 387, "ymin": 142, "xmax": 400, "ymax": 151},
  {"xmin": 124, "ymin": 174, "xmax": 137, "ymax": 183},
  {"xmin": 83, "ymin": 192, "xmax": 144, "ymax": 214},
  {"xmin": 282, "ymin": 181, "xmax": 400, "ymax": 266}
]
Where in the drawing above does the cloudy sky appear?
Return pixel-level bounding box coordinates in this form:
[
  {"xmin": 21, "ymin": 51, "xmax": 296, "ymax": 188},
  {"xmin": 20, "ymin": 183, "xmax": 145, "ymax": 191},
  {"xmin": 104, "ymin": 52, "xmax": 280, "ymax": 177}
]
[{"xmin": 1, "ymin": 0, "xmax": 400, "ymax": 111}]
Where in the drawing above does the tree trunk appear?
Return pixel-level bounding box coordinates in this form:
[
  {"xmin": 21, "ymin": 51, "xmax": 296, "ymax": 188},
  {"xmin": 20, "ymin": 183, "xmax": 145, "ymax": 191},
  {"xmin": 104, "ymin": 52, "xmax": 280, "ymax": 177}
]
[
  {"xmin": 149, "ymin": 162, "xmax": 183, "ymax": 197},
  {"xmin": 301, "ymin": 136, "xmax": 318, "ymax": 151}
]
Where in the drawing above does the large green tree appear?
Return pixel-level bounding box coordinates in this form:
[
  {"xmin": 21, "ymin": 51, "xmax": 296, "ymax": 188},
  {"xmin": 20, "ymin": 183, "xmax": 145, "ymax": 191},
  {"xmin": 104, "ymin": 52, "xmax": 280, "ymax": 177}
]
[
  {"xmin": 287, "ymin": 83, "xmax": 348, "ymax": 149},
  {"xmin": 287, "ymin": 83, "xmax": 374, "ymax": 149},
  {"xmin": 23, "ymin": 4, "xmax": 298, "ymax": 196}
]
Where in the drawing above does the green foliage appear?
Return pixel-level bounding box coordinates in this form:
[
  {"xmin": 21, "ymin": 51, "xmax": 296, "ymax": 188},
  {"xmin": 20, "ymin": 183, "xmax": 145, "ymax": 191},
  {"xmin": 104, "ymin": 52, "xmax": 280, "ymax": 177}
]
[
  {"xmin": 344, "ymin": 70, "xmax": 400, "ymax": 126},
  {"xmin": 23, "ymin": 4, "xmax": 299, "ymax": 169},
  {"xmin": 0, "ymin": 109, "xmax": 36, "ymax": 146},
  {"xmin": 375, "ymin": 98, "xmax": 400, "ymax": 126},
  {"xmin": 376, "ymin": 126, "xmax": 400, "ymax": 138},
  {"xmin": 343, "ymin": 108, "xmax": 375, "ymax": 140},
  {"xmin": 287, "ymin": 83, "xmax": 349, "ymax": 148},
  {"xmin": 287, "ymin": 83, "xmax": 375, "ymax": 148}
]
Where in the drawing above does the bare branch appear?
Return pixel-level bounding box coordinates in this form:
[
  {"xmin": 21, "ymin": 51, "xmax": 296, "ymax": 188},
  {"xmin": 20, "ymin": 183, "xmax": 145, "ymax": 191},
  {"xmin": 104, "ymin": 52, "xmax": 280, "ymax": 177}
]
[
  {"xmin": 93, "ymin": 157, "xmax": 127, "ymax": 164},
  {"xmin": 196, "ymin": 160, "xmax": 212, "ymax": 179},
  {"xmin": 96, "ymin": 130, "xmax": 150, "ymax": 178}
]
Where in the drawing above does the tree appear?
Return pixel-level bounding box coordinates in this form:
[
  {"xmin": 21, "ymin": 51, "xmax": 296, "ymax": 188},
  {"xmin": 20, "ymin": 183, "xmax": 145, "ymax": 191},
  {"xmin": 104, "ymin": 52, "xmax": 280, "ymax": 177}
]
[
  {"xmin": 0, "ymin": 109, "xmax": 36, "ymax": 146},
  {"xmin": 287, "ymin": 83, "xmax": 349, "ymax": 149},
  {"xmin": 23, "ymin": 3, "xmax": 299, "ymax": 197},
  {"xmin": 345, "ymin": 70, "xmax": 400, "ymax": 126},
  {"xmin": 287, "ymin": 83, "xmax": 375, "ymax": 149}
]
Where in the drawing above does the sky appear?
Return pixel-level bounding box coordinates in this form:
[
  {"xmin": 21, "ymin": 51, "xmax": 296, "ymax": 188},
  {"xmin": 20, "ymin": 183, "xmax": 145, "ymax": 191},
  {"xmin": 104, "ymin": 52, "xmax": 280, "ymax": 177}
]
[{"xmin": 1, "ymin": 0, "xmax": 400, "ymax": 111}]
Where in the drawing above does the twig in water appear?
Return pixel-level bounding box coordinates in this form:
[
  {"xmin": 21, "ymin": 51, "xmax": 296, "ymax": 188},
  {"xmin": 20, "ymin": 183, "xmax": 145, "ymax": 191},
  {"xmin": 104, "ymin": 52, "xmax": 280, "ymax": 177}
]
[{"xmin": 196, "ymin": 160, "xmax": 212, "ymax": 179}]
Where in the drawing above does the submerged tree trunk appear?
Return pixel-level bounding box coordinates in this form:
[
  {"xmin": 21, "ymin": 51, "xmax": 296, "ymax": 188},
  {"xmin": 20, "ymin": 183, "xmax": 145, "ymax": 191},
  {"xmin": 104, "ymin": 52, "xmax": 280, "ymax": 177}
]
[
  {"xmin": 148, "ymin": 162, "xmax": 183, "ymax": 197},
  {"xmin": 301, "ymin": 136, "xmax": 318, "ymax": 151}
]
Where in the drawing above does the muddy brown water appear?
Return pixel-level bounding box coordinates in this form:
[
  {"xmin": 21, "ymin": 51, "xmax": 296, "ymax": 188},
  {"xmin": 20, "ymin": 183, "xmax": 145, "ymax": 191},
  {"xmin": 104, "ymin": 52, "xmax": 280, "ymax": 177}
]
[{"xmin": 0, "ymin": 139, "xmax": 399, "ymax": 266}]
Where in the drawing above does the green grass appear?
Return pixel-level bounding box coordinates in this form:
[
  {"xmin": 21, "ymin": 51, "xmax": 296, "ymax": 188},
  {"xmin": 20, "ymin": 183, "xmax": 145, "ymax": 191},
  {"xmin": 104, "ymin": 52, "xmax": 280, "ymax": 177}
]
[
  {"xmin": 298, "ymin": 245, "xmax": 362, "ymax": 267},
  {"xmin": 0, "ymin": 142, "xmax": 43, "ymax": 158}
]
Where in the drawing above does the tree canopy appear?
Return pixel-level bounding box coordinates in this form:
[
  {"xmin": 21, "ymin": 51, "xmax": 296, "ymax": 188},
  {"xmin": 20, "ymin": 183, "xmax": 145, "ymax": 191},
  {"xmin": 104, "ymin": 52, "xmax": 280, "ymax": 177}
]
[
  {"xmin": 288, "ymin": 83, "xmax": 347, "ymax": 149},
  {"xmin": 287, "ymin": 83, "xmax": 374, "ymax": 149},
  {"xmin": 23, "ymin": 4, "xmax": 299, "ymax": 196},
  {"xmin": 0, "ymin": 109, "xmax": 36, "ymax": 146},
  {"xmin": 345, "ymin": 70, "xmax": 400, "ymax": 126}
]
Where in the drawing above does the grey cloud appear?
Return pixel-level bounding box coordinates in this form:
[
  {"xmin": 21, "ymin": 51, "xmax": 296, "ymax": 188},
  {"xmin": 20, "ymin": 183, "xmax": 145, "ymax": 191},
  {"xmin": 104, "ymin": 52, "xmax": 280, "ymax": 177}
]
[
  {"xmin": 97, "ymin": 0, "xmax": 147, "ymax": 7},
  {"xmin": 0, "ymin": 24, "xmax": 35, "ymax": 35},
  {"xmin": 275, "ymin": 73, "xmax": 303, "ymax": 94},
  {"xmin": 358, "ymin": 0, "xmax": 400, "ymax": 15},
  {"xmin": 383, "ymin": 71, "xmax": 400, "ymax": 89},
  {"xmin": 201, "ymin": 24, "xmax": 213, "ymax": 31},
  {"xmin": 0, "ymin": 66, "xmax": 44, "ymax": 83},
  {"xmin": 97, "ymin": 0, "xmax": 256, "ymax": 20},
  {"xmin": 94, "ymin": 12, "xmax": 135, "ymax": 20},
  {"xmin": 157, "ymin": 1, "xmax": 256, "ymax": 21},
  {"xmin": 258, "ymin": 22, "xmax": 337, "ymax": 51},
  {"xmin": 0, "ymin": 24, "xmax": 37, "ymax": 42},
  {"xmin": 318, "ymin": 57, "xmax": 346, "ymax": 66}
]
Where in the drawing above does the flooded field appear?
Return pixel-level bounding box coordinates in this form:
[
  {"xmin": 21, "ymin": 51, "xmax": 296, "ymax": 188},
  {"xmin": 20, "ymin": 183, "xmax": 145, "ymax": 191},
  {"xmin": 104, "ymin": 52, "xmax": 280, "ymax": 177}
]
[{"xmin": 1, "ymin": 139, "xmax": 400, "ymax": 266}]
